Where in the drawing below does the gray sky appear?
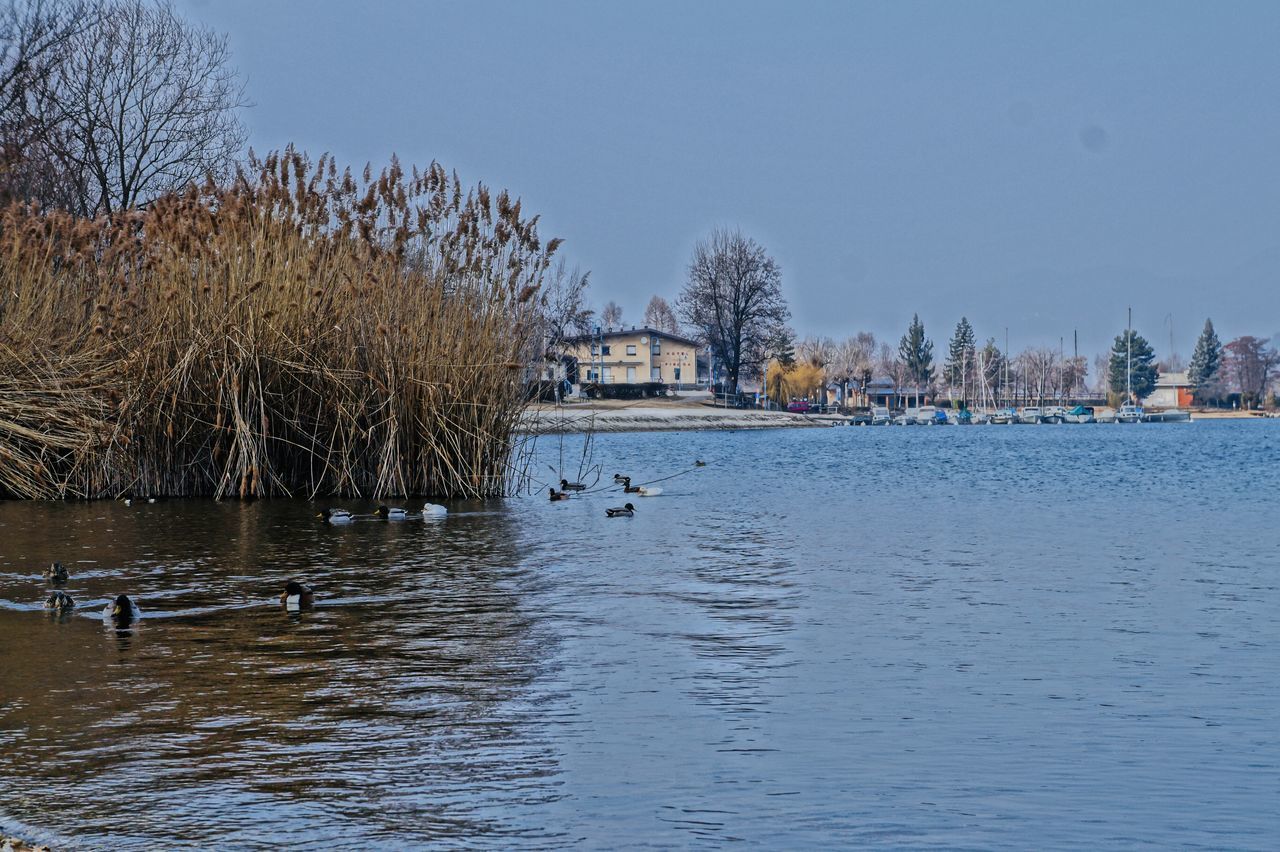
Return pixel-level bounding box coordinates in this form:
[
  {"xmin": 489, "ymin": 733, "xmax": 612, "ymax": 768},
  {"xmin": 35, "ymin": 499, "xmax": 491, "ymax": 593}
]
[{"xmin": 178, "ymin": 0, "xmax": 1279, "ymax": 360}]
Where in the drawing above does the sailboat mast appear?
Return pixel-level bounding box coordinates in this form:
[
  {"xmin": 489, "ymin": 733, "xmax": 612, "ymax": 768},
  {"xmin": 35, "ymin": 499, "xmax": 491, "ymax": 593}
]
[{"xmin": 1126, "ymin": 307, "xmax": 1132, "ymax": 403}]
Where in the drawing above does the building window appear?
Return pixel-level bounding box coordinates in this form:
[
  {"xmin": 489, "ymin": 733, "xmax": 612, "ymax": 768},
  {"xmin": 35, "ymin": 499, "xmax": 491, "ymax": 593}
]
[
  {"xmin": 651, "ymin": 337, "xmax": 661, "ymax": 355},
  {"xmin": 651, "ymin": 367, "xmax": 661, "ymax": 381},
  {"xmin": 602, "ymin": 366, "xmax": 612, "ymax": 383},
  {"xmin": 602, "ymin": 344, "xmax": 611, "ymax": 356},
  {"xmin": 590, "ymin": 344, "xmax": 598, "ymax": 356},
  {"xmin": 586, "ymin": 369, "xmax": 597, "ymax": 382},
  {"xmin": 627, "ymin": 366, "xmax": 637, "ymax": 383},
  {"xmin": 626, "ymin": 344, "xmax": 637, "ymax": 356},
  {"xmin": 674, "ymin": 367, "xmax": 681, "ymax": 382}
]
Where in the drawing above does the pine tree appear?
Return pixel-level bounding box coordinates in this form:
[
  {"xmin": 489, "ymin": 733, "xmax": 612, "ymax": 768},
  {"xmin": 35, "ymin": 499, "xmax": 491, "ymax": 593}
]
[
  {"xmin": 898, "ymin": 314, "xmax": 934, "ymax": 401},
  {"xmin": 944, "ymin": 317, "xmax": 976, "ymax": 397},
  {"xmin": 1108, "ymin": 329, "xmax": 1159, "ymax": 401},
  {"xmin": 1187, "ymin": 318, "xmax": 1222, "ymax": 402}
]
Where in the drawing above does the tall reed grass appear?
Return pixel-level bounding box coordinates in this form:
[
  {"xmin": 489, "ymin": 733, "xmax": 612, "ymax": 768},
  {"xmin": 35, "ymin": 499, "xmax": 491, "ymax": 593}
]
[{"xmin": 0, "ymin": 149, "xmax": 556, "ymax": 499}]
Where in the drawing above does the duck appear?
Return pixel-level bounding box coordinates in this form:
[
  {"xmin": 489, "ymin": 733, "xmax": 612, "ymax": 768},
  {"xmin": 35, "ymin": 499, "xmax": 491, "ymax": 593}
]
[
  {"xmin": 605, "ymin": 502, "xmax": 636, "ymax": 518},
  {"xmin": 280, "ymin": 580, "xmax": 315, "ymax": 610},
  {"xmin": 638, "ymin": 486, "xmax": 664, "ymax": 497},
  {"xmin": 374, "ymin": 505, "xmax": 408, "ymax": 520},
  {"xmin": 613, "ymin": 473, "xmax": 629, "ymax": 483},
  {"xmin": 103, "ymin": 594, "xmax": 142, "ymax": 626},
  {"xmin": 621, "ymin": 478, "xmax": 642, "ymax": 494},
  {"xmin": 695, "ymin": 460, "xmax": 707, "ymax": 467},
  {"xmin": 549, "ymin": 487, "xmax": 570, "ymax": 501},
  {"xmin": 44, "ymin": 562, "xmax": 69, "ymax": 584},
  {"xmin": 44, "ymin": 590, "xmax": 75, "ymax": 611},
  {"xmin": 318, "ymin": 508, "xmax": 354, "ymax": 525},
  {"xmin": 559, "ymin": 478, "xmax": 587, "ymax": 492},
  {"xmin": 421, "ymin": 503, "xmax": 448, "ymax": 518}
]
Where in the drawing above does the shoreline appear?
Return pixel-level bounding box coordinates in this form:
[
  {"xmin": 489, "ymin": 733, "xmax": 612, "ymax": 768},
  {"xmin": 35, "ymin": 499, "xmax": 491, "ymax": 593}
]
[
  {"xmin": 520, "ymin": 401, "xmax": 820, "ymax": 434},
  {"xmin": 520, "ymin": 400, "xmax": 1277, "ymax": 434}
]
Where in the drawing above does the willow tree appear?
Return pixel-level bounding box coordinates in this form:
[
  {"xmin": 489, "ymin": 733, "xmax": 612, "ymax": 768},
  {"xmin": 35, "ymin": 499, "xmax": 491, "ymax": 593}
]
[{"xmin": 678, "ymin": 228, "xmax": 789, "ymax": 394}]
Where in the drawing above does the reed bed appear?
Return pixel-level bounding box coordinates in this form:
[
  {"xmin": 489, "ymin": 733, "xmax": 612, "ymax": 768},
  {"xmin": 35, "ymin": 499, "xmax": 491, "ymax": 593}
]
[{"xmin": 0, "ymin": 149, "xmax": 556, "ymax": 500}]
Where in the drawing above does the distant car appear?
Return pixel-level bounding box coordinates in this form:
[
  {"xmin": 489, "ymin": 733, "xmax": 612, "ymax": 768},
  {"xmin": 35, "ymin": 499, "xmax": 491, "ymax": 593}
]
[{"xmin": 787, "ymin": 399, "xmax": 810, "ymax": 413}]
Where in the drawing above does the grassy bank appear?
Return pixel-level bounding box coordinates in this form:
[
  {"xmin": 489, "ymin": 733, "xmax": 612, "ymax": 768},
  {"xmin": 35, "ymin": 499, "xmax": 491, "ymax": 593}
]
[{"xmin": 0, "ymin": 150, "xmax": 555, "ymax": 500}]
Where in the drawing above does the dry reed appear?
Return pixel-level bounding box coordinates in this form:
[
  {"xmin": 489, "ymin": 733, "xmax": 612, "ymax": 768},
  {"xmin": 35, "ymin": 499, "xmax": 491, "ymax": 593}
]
[{"xmin": 0, "ymin": 148, "xmax": 556, "ymax": 500}]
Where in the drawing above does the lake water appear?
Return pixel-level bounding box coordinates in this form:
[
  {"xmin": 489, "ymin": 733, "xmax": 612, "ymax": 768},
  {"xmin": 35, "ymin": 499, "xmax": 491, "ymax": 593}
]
[{"xmin": 2, "ymin": 420, "xmax": 1278, "ymax": 849}]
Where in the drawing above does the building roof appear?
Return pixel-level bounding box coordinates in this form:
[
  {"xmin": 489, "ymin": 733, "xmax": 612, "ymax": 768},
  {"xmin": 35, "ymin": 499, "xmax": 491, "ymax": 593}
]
[{"xmin": 565, "ymin": 326, "xmax": 703, "ymax": 348}]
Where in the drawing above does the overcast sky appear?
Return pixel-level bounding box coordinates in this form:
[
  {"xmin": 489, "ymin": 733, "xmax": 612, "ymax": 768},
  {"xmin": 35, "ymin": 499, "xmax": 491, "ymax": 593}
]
[{"xmin": 178, "ymin": 0, "xmax": 1279, "ymax": 360}]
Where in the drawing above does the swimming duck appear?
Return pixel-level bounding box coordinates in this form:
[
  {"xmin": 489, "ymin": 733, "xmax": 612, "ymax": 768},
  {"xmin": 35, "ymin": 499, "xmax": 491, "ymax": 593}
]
[
  {"xmin": 318, "ymin": 508, "xmax": 354, "ymax": 524},
  {"xmin": 374, "ymin": 505, "xmax": 408, "ymax": 520},
  {"xmin": 613, "ymin": 473, "xmax": 629, "ymax": 483},
  {"xmin": 549, "ymin": 487, "xmax": 570, "ymax": 501},
  {"xmin": 605, "ymin": 503, "xmax": 636, "ymax": 518},
  {"xmin": 103, "ymin": 594, "xmax": 142, "ymax": 626},
  {"xmin": 622, "ymin": 478, "xmax": 642, "ymax": 494},
  {"xmin": 421, "ymin": 503, "xmax": 448, "ymax": 518},
  {"xmin": 560, "ymin": 478, "xmax": 587, "ymax": 492},
  {"xmin": 280, "ymin": 580, "xmax": 315, "ymax": 610},
  {"xmin": 44, "ymin": 590, "xmax": 75, "ymax": 611},
  {"xmin": 44, "ymin": 562, "xmax": 69, "ymax": 584},
  {"xmin": 695, "ymin": 460, "xmax": 707, "ymax": 467}
]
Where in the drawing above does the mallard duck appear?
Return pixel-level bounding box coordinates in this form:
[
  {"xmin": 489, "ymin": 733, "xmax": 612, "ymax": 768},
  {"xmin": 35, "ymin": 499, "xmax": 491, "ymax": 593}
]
[
  {"xmin": 280, "ymin": 580, "xmax": 314, "ymax": 609},
  {"xmin": 374, "ymin": 505, "xmax": 408, "ymax": 520},
  {"xmin": 605, "ymin": 502, "xmax": 636, "ymax": 518},
  {"xmin": 104, "ymin": 594, "xmax": 141, "ymax": 626},
  {"xmin": 44, "ymin": 562, "xmax": 69, "ymax": 584},
  {"xmin": 44, "ymin": 590, "xmax": 74, "ymax": 611},
  {"xmin": 559, "ymin": 478, "xmax": 587, "ymax": 491},
  {"xmin": 421, "ymin": 503, "xmax": 448, "ymax": 518},
  {"xmin": 638, "ymin": 486, "xmax": 664, "ymax": 496},
  {"xmin": 613, "ymin": 473, "xmax": 629, "ymax": 483},
  {"xmin": 549, "ymin": 487, "xmax": 570, "ymax": 501},
  {"xmin": 622, "ymin": 479, "xmax": 642, "ymax": 494},
  {"xmin": 318, "ymin": 508, "xmax": 354, "ymax": 525},
  {"xmin": 694, "ymin": 460, "xmax": 707, "ymax": 467}
]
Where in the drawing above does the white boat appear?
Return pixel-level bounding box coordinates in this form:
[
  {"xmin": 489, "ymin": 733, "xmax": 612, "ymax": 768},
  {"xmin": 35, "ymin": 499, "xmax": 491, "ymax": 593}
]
[
  {"xmin": 1040, "ymin": 405, "xmax": 1067, "ymax": 424},
  {"xmin": 914, "ymin": 405, "xmax": 941, "ymax": 425},
  {"xmin": 870, "ymin": 406, "xmax": 892, "ymax": 426},
  {"xmin": 988, "ymin": 408, "xmax": 1015, "ymax": 425},
  {"xmin": 1116, "ymin": 403, "xmax": 1144, "ymax": 423},
  {"xmin": 1017, "ymin": 406, "xmax": 1043, "ymax": 424},
  {"xmin": 1063, "ymin": 405, "xmax": 1096, "ymax": 424}
]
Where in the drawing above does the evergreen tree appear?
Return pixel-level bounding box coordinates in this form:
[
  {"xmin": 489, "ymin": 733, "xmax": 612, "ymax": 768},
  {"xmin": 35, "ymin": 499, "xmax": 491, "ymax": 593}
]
[
  {"xmin": 898, "ymin": 314, "xmax": 934, "ymax": 399},
  {"xmin": 944, "ymin": 317, "xmax": 976, "ymax": 396},
  {"xmin": 1187, "ymin": 318, "xmax": 1223, "ymax": 402},
  {"xmin": 1108, "ymin": 329, "xmax": 1159, "ymax": 401}
]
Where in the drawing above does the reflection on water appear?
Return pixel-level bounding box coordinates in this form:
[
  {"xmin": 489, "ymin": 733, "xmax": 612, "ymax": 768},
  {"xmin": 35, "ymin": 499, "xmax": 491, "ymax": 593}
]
[{"xmin": 2, "ymin": 421, "xmax": 1279, "ymax": 848}]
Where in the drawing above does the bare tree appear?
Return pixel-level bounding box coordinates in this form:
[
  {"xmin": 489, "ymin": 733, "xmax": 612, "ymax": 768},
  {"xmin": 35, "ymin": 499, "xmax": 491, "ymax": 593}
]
[
  {"xmin": 0, "ymin": 0, "xmax": 87, "ymax": 205},
  {"xmin": 829, "ymin": 333, "xmax": 875, "ymax": 407},
  {"xmin": 678, "ymin": 228, "xmax": 790, "ymax": 394},
  {"xmin": 38, "ymin": 0, "xmax": 247, "ymax": 214},
  {"xmin": 643, "ymin": 295, "xmax": 680, "ymax": 334},
  {"xmin": 1223, "ymin": 336, "xmax": 1279, "ymax": 408},
  {"xmin": 601, "ymin": 300, "xmax": 623, "ymax": 328},
  {"xmin": 540, "ymin": 259, "xmax": 594, "ymax": 352}
]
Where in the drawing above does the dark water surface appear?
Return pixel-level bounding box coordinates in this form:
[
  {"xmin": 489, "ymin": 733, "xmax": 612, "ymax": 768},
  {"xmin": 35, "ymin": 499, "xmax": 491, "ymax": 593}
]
[{"xmin": 2, "ymin": 421, "xmax": 1278, "ymax": 849}]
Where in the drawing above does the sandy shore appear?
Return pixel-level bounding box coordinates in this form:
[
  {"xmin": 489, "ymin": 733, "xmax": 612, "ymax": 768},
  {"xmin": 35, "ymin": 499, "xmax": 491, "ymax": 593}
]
[{"xmin": 521, "ymin": 399, "xmax": 820, "ymax": 433}]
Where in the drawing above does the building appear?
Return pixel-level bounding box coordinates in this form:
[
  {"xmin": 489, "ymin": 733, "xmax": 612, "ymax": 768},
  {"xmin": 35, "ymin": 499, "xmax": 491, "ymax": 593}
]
[
  {"xmin": 1142, "ymin": 371, "xmax": 1193, "ymax": 409},
  {"xmin": 566, "ymin": 327, "xmax": 705, "ymax": 388}
]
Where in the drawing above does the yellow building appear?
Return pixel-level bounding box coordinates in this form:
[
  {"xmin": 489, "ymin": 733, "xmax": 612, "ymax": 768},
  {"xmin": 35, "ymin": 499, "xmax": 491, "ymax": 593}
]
[{"xmin": 568, "ymin": 327, "xmax": 704, "ymax": 388}]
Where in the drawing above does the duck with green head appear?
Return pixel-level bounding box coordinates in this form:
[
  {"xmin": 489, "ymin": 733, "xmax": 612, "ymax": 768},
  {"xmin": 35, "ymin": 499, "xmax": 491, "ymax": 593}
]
[{"xmin": 104, "ymin": 594, "xmax": 141, "ymax": 626}]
